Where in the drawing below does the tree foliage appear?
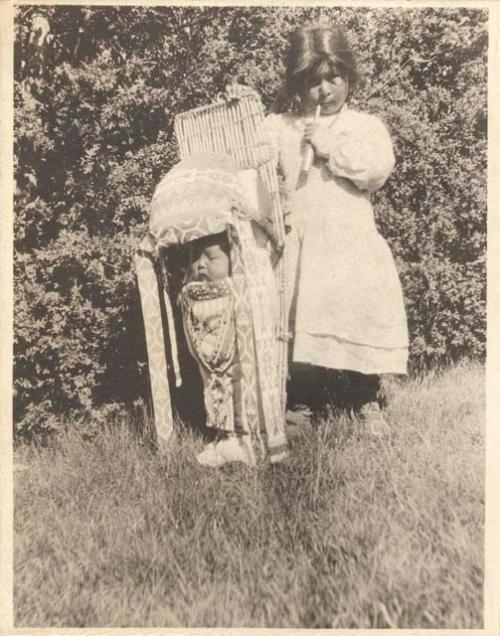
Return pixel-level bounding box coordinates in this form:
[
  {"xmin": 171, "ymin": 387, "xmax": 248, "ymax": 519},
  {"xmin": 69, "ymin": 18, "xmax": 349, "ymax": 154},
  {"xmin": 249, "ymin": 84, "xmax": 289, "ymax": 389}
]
[{"xmin": 13, "ymin": 6, "xmax": 487, "ymax": 429}]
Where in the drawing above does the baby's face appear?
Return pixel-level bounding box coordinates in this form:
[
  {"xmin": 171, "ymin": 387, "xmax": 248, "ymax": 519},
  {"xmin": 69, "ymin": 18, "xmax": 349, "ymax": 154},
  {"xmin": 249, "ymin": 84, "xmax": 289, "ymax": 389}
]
[{"xmin": 189, "ymin": 236, "xmax": 230, "ymax": 282}]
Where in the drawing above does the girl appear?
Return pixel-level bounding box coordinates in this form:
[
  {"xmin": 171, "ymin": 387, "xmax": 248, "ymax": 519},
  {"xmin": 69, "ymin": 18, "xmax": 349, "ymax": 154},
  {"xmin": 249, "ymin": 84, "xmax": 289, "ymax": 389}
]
[{"xmin": 227, "ymin": 24, "xmax": 408, "ymax": 434}]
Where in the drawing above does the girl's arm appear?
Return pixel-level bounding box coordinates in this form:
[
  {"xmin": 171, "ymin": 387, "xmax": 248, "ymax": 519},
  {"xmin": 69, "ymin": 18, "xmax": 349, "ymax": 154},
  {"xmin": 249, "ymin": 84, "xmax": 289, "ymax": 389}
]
[{"xmin": 308, "ymin": 113, "xmax": 396, "ymax": 193}]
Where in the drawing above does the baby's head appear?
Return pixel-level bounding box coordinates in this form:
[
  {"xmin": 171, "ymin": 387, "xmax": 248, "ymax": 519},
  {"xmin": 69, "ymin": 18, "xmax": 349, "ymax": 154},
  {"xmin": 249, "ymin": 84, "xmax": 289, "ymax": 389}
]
[{"xmin": 188, "ymin": 232, "xmax": 231, "ymax": 282}]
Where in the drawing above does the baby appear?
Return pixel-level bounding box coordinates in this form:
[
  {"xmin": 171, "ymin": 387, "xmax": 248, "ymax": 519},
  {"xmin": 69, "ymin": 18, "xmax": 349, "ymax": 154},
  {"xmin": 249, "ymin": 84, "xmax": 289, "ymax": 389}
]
[
  {"xmin": 181, "ymin": 230, "xmax": 253, "ymax": 465},
  {"xmin": 187, "ymin": 232, "xmax": 231, "ymax": 283}
]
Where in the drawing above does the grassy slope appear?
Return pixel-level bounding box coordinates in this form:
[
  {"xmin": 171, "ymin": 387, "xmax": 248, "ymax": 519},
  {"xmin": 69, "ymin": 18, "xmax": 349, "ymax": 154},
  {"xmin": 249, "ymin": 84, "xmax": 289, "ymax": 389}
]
[{"xmin": 14, "ymin": 362, "xmax": 484, "ymax": 628}]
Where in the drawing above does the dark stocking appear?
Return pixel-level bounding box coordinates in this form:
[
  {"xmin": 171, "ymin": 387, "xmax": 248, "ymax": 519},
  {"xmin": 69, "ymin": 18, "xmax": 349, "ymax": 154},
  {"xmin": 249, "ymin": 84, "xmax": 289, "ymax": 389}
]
[{"xmin": 288, "ymin": 365, "xmax": 384, "ymax": 416}]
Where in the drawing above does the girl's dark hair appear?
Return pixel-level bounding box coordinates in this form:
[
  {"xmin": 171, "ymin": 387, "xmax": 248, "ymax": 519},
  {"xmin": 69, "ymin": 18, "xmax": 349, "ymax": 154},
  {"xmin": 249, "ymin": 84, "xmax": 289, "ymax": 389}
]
[{"xmin": 284, "ymin": 25, "xmax": 358, "ymax": 103}]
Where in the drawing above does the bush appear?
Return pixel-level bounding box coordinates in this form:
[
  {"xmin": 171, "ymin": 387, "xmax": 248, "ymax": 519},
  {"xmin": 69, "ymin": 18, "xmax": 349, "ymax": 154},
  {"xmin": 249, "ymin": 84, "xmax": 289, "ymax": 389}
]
[{"xmin": 13, "ymin": 6, "xmax": 487, "ymax": 430}]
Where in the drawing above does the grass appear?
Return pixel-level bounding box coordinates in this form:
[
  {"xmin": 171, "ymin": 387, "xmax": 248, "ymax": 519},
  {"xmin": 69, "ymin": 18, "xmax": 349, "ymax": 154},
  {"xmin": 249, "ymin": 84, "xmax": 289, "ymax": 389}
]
[{"xmin": 14, "ymin": 361, "xmax": 484, "ymax": 628}]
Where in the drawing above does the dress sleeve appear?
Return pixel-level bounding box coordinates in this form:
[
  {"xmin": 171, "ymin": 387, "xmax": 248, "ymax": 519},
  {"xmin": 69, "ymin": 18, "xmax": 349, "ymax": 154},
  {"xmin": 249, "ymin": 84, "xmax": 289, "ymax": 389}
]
[{"xmin": 313, "ymin": 113, "xmax": 396, "ymax": 193}]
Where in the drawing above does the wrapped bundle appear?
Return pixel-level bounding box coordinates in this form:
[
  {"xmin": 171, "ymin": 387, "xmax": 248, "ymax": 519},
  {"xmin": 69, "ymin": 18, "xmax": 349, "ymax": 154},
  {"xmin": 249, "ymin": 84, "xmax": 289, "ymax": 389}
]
[{"xmin": 135, "ymin": 154, "xmax": 287, "ymax": 465}]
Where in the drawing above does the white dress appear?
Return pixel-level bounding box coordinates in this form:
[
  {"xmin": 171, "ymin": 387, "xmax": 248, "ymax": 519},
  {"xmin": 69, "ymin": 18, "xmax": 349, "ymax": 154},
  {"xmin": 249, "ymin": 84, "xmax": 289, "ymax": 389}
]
[{"xmin": 265, "ymin": 108, "xmax": 409, "ymax": 375}]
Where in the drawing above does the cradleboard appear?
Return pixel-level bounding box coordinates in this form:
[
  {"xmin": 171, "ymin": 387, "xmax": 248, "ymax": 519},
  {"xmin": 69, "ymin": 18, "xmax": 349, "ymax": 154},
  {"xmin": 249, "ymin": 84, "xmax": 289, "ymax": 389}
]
[{"xmin": 135, "ymin": 91, "xmax": 287, "ymax": 457}]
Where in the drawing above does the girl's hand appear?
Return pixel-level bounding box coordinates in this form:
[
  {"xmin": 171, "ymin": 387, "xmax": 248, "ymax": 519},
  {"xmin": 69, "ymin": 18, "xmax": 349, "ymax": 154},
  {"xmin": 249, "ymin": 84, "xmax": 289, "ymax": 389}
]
[
  {"xmin": 303, "ymin": 123, "xmax": 330, "ymax": 159},
  {"xmin": 303, "ymin": 122, "xmax": 318, "ymax": 143}
]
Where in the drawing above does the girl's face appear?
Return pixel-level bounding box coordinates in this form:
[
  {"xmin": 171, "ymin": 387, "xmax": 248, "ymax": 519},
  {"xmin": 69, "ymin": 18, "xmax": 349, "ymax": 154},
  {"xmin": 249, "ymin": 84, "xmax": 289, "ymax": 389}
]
[
  {"xmin": 189, "ymin": 235, "xmax": 230, "ymax": 282},
  {"xmin": 302, "ymin": 66, "xmax": 349, "ymax": 116}
]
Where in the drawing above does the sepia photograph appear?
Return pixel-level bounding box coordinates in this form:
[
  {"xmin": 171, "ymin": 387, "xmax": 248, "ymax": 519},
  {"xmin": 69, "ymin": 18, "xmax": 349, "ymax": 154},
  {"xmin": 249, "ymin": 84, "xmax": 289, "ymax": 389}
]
[{"xmin": 1, "ymin": 0, "xmax": 496, "ymax": 630}]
